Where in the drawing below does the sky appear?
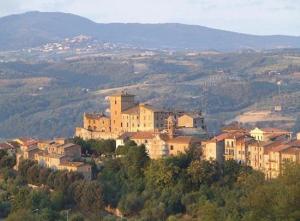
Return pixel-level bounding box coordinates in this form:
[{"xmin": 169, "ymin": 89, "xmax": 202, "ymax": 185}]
[{"xmin": 0, "ymin": 0, "xmax": 300, "ymax": 36}]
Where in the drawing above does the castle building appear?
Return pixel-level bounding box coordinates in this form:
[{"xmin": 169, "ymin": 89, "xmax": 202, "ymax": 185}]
[
  {"xmin": 83, "ymin": 113, "xmax": 111, "ymax": 133},
  {"xmin": 16, "ymin": 138, "xmax": 91, "ymax": 180},
  {"xmin": 76, "ymin": 91, "xmax": 176, "ymax": 140},
  {"xmin": 76, "ymin": 91, "xmax": 208, "ymax": 159}
]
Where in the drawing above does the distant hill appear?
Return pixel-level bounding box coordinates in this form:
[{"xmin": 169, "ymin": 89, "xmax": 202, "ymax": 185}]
[{"xmin": 0, "ymin": 11, "xmax": 300, "ymax": 51}]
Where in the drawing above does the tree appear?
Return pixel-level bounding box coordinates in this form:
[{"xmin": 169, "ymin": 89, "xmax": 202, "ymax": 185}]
[
  {"xmin": 5, "ymin": 209, "xmax": 37, "ymax": 221},
  {"xmin": 118, "ymin": 192, "xmax": 144, "ymax": 216},
  {"xmin": 187, "ymin": 160, "xmax": 220, "ymax": 187},
  {"xmin": 145, "ymin": 160, "xmax": 180, "ymax": 190},
  {"xmin": 71, "ymin": 181, "xmax": 104, "ymax": 214}
]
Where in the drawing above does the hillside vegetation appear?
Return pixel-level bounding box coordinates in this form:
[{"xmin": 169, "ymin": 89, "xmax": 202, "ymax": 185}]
[
  {"xmin": 1, "ymin": 11, "xmax": 300, "ymax": 51},
  {"xmin": 1, "ymin": 48, "xmax": 300, "ymax": 138}
]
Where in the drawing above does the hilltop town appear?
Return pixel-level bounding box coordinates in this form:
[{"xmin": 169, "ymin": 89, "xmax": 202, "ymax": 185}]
[
  {"xmin": 1, "ymin": 90, "xmax": 300, "ymax": 220},
  {"xmin": 1, "ymin": 91, "xmax": 298, "ymax": 183}
]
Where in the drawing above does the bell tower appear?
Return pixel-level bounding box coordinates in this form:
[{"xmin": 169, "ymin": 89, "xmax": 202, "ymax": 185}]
[{"xmin": 167, "ymin": 115, "xmax": 176, "ymax": 138}]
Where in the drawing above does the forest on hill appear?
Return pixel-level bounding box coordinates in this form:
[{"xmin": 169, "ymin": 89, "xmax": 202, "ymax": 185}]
[
  {"xmin": 0, "ymin": 140, "xmax": 299, "ymax": 221},
  {"xmin": 1, "ymin": 11, "xmax": 300, "ymax": 51}
]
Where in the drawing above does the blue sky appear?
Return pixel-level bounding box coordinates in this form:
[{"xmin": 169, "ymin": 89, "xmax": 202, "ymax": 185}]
[{"xmin": 0, "ymin": 0, "xmax": 300, "ymax": 36}]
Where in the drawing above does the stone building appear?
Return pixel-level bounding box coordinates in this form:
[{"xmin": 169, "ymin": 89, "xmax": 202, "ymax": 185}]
[
  {"xmin": 116, "ymin": 115, "xmax": 204, "ymax": 159},
  {"xmin": 76, "ymin": 92, "xmax": 207, "ymax": 154},
  {"xmin": 76, "ymin": 91, "xmax": 175, "ymax": 139},
  {"xmin": 16, "ymin": 138, "xmax": 91, "ymax": 180},
  {"xmin": 202, "ymin": 125, "xmax": 300, "ymax": 179}
]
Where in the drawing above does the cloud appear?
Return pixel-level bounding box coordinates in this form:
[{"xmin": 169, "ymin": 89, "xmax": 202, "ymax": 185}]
[{"xmin": 0, "ymin": 0, "xmax": 299, "ymax": 35}]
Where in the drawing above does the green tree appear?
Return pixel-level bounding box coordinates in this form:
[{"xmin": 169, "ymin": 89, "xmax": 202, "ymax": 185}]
[{"xmin": 6, "ymin": 209, "xmax": 37, "ymax": 221}]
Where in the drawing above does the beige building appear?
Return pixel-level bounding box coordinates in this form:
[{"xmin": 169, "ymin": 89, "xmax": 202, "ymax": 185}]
[
  {"xmin": 246, "ymin": 127, "xmax": 300, "ymax": 179},
  {"xmin": 76, "ymin": 91, "xmax": 207, "ymax": 159},
  {"xmin": 83, "ymin": 113, "xmax": 111, "ymax": 133},
  {"xmin": 116, "ymin": 116, "xmax": 203, "ymax": 159},
  {"xmin": 16, "ymin": 138, "xmax": 91, "ymax": 180},
  {"xmin": 177, "ymin": 113, "xmax": 205, "ymax": 129},
  {"xmin": 76, "ymin": 91, "xmax": 173, "ymax": 139},
  {"xmin": 76, "ymin": 91, "xmax": 206, "ymax": 140},
  {"xmin": 202, "ymin": 140, "xmax": 224, "ymax": 164},
  {"xmin": 202, "ymin": 131, "xmax": 251, "ymax": 164}
]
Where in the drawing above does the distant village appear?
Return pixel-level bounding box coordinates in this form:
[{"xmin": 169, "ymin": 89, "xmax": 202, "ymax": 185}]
[{"xmin": 1, "ymin": 91, "xmax": 300, "ymax": 180}]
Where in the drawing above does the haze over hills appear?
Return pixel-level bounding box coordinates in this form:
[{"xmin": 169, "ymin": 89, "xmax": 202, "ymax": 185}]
[{"xmin": 0, "ymin": 11, "xmax": 300, "ymax": 51}]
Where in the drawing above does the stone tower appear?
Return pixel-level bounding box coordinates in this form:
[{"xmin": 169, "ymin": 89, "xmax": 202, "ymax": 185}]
[
  {"xmin": 109, "ymin": 91, "xmax": 135, "ymax": 134},
  {"xmin": 167, "ymin": 115, "xmax": 176, "ymax": 138}
]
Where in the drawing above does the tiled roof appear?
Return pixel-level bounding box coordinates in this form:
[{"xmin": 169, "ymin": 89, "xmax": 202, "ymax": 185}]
[
  {"xmin": 131, "ymin": 132, "xmax": 156, "ymax": 140},
  {"xmin": 281, "ymin": 147, "xmax": 300, "ymax": 155},
  {"xmin": 0, "ymin": 142, "xmax": 14, "ymax": 150},
  {"xmin": 139, "ymin": 103, "xmax": 166, "ymax": 112},
  {"xmin": 122, "ymin": 105, "xmax": 140, "ymax": 115},
  {"xmin": 167, "ymin": 136, "xmax": 201, "ymax": 144},
  {"xmin": 15, "ymin": 137, "xmax": 38, "ymax": 146},
  {"xmin": 261, "ymin": 128, "xmax": 290, "ymax": 134}
]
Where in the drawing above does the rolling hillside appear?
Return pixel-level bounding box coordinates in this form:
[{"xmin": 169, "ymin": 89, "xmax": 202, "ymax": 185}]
[{"xmin": 0, "ymin": 11, "xmax": 300, "ymax": 51}]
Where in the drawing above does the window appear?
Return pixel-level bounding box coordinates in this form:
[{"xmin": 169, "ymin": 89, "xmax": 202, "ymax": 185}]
[
  {"xmin": 121, "ymin": 123, "xmax": 123, "ymax": 127},
  {"xmin": 115, "ymin": 99, "xmax": 117, "ymax": 104},
  {"xmin": 170, "ymin": 145, "xmax": 174, "ymax": 150}
]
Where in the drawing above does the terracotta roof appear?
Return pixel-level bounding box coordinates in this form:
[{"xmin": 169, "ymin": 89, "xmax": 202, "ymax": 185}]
[
  {"xmin": 0, "ymin": 142, "xmax": 14, "ymax": 150},
  {"xmin": 281, "ymin": 147, "xmax": 300, "ymax": 155},
  {"xmin": 131, "ymin": 132, "xmax": 156, "ymax": 140},
  {"xmin": 139, "ymin": 103, "xmax": 166, "ymax": 112},
  {"xmin": 261, "ymin": 128, "xmax": 290, "ymax": 134},
  {"xmin": 212, "ymin": 133, "xmax": 231, "ymax": 142},
  {"xmin": 289, "ymin": 140, "xmax": 300, "ymax": 147},
  {"xmin": 122, "ymin": 106, "xmax": 140, "ymax": 115},
  {"xmin": 263, "ymin": 141, "xmax": 290, "ymax": 154},
  {"xmin": 118, "ymin": 131, "xmax": 156, "ymax": 140},
  {"xmin": 167, "ymin": 136, "xmax": 200, "ymax": 144},
  {"xmin": 15, "ymin": 138, "xmax": 38, "ymax": 146}
]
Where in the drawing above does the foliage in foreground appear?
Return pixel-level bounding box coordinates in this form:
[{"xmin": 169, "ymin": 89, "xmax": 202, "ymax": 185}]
[{"xmin": 0, "ymin": 143, "xmax": 300, "ymax": 220}]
